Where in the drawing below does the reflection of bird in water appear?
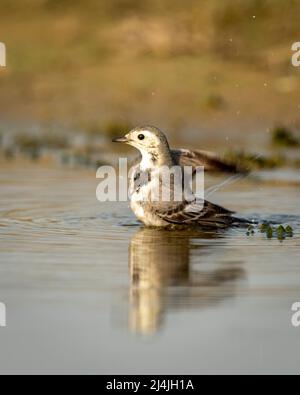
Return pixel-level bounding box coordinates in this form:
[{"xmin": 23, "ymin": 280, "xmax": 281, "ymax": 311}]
[{"xmin": 129, "ymin": 228, "xmax": 245, "ymax": 335}]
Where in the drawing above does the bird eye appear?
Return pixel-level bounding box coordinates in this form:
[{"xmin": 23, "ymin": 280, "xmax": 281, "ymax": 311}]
[{"xmin": 138, "ymin": 134, "xmax": 145, "ymax": 140}]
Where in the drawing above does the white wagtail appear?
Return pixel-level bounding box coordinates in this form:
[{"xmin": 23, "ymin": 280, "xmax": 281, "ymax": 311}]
[{"xmin": 113, "ymin": 125, "xmax": 245, "ymax": 228}]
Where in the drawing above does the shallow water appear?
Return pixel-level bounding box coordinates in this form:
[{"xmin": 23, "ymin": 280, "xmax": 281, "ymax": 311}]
[{"xmin": 0, "ymin": 160, "xmax": 299, "ymax": 374}]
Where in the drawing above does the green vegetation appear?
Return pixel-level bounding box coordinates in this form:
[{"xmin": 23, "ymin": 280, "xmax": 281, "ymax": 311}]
[
  {"xmin": 203, "ymin": 94, "xmax": 226, "ymax": 111},
  {"xmin": 14, "ymin": 131, "xmax": 69, "ymax": 155},
  {"xmin": 224, "ymin": 150, "xmax": 286, "ymax": 170},
  {"xmin": 252, "ymin": 223, "xmax": 295, "ymax": 240},
  {"xmin": 271, "ymin": 126, "xmax": 299, "ymax": 148},
  {"xmin": 246, "ymin": 224, "xmax": 255, "ymax": 236},
  {"xmin": 0, "ymin": 127, "xmax": 111, "ymax": 169},
  {"xmin": 102, "ymin": 120, "xmax": 134, "ymax": 139}
]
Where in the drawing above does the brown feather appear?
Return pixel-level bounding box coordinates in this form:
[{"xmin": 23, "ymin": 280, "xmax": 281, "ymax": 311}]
[
  {"xmin": 171, "ymin": 149, "xmax": 245, "ymax": 174},
  {"xmin": 130, "ymin": 148, "xmax": 246, "ymax": 174}
]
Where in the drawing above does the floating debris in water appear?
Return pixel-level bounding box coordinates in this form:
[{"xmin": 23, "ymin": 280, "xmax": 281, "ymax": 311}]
[
  {"xmin": 259, "ymin": 223, "xmax": 269, "ymax": 232},
  {"xmin": 248, "ymin": 223, "xmax": 294, "ymax": 240},
  {"xmin": 266, "ymin": 226, "xmax": 273, "ymax": 239},
  {"xmin": 276, "ymin": 226, "xmax": 285, "ymax": 240},
  {"xmin": 246, "ymin": 224, "xmax": 255, "ymax": 236},
  {"xmin": 285, "ymin": 225, "xmax": 294, "ymax": 237}
]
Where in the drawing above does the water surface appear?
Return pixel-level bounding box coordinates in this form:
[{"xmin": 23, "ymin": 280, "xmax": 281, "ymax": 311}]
[{"xmin": 0, "ymin": 160, "xmax": 299, "ymax": 374}]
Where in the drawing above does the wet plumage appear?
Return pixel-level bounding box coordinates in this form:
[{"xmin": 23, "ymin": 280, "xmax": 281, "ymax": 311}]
[{"xmin": 113, "ymin": 125, "xmax": 245, "ymax": 228}]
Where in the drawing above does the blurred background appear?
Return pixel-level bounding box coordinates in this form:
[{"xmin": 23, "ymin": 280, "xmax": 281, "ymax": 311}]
[
  {"xmin": 1, "ymin": 1, "xmax": 300, "ymax": 374},
  {"xmin": 0, "ymin": 0, "xmax": 300, "ymax": 167}
]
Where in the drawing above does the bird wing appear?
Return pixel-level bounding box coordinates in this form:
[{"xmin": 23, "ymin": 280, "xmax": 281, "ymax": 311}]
[
  {"xmin": 154, "ymin": 199, "xmax": 235, "ymax": 228},
  {"xmin": 130, "ymin": 149, "xmax": 245, "ymax": 174},
  {"xmin": 171, "ymin": 149, "xmax": 244, "ymax": 173}
]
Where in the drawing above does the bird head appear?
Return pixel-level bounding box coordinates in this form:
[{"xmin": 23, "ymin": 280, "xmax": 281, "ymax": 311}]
[{"xmin": 112, "ymin": 125, "xmax": 170, "ymax": 153}]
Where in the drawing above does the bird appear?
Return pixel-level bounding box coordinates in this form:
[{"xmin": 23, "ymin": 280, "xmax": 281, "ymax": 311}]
[{"xmin": 113, "ymin": 125, "xmax": 246, "ymax": 228}]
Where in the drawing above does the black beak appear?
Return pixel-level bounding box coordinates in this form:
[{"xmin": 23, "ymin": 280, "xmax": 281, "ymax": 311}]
[{"xmin": 112, "ymin": 136, "xmax": 128, "ymax": 143}]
